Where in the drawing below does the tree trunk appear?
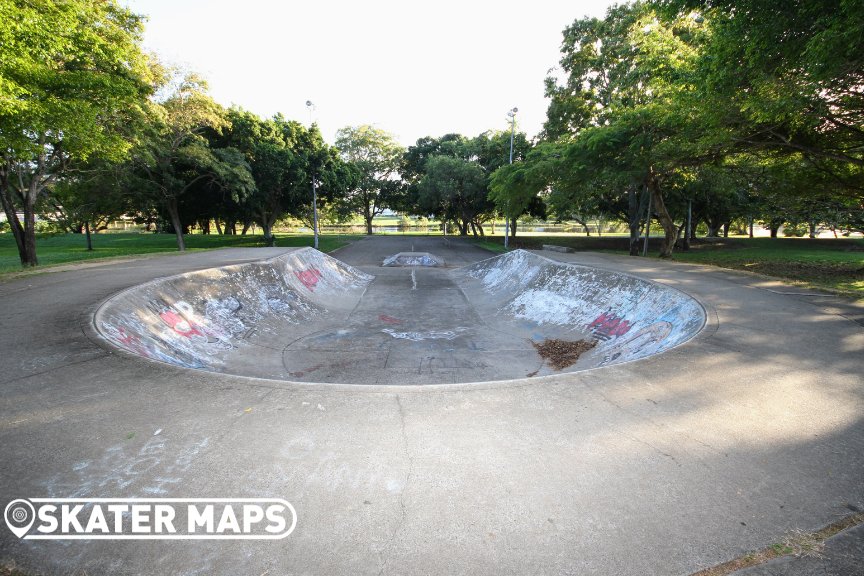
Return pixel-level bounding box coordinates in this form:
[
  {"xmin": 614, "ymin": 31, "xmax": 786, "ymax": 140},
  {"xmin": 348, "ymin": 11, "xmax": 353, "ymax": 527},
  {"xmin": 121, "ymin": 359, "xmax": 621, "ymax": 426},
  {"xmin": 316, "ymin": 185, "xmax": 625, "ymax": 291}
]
[
  {"xmin": 722, "ymin": 222, "xmax": 730, "ymax": 238},
  {"xmin": 260, "ymin": 212, "xmax": 277, "ymax": 247},
  {"xmin": 574, "ymin": 217, "xmax": 590, "ymax": 236},
  {"xmin": 85, "ymin": 221, "xmax": 93, "ymax": 251},
  {"xmin": 215, "ymin": 220, "xmax": 223, "ymax": 235},
  {"xmin": 241, "ymin": 220, "xmax": 252, "ymax": 235},
  {"xmin": 808, "ymin": 220, "xmax": 817, "ymax": 239},
  {"xmin": 649, "ymin": 178, "xmax": 677, "ymax": 259},
  {"xmin": 628, "ymin": 186, "xmax": 644, "ymax": 256},
  {"xmin": 0, "ymin": 180, "xmax": 27, "ymax": 264},
  {"xmin": 166, "ymin": 198, "xmax": 186, "ymax": 251},
  {"xmin": 21, "ymin": 199, "xmax": 38, "ymax": 266},
  {"xmin": 365, "ymin": 208, "xmax": 374, "ymax": 235},
  {"xmin": 769, "ymin": 221, "xmax": 781, "ymax": 238},
  {"xmin": 509, "ymin": 219, "xmax": 517, "ymax": 239},
  {"xmin": 705, "ymin": 219, "xmax": 721, "ymax": 237},
  {"xmin": 676, "ymin": 222, "xmax": 690, "ymax": 251}
]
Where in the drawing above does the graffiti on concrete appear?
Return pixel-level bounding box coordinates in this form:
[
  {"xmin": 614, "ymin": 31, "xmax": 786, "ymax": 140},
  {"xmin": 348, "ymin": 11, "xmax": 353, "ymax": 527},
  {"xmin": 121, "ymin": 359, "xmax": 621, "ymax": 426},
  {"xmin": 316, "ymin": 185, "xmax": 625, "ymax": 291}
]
[
  {"xmin": 598, "ymin": 321, "xmax": 673, "ymax": 366},
  {"xmin": 460, "ymin": 249, "xmax": 705, "ymax": 371},
  {"xmin": 379, "ymin": 314, "xmax": 402, "ymax": 325},
  {"xmin": 381, "ymin": 328, "xmax": 467, "ymax": 342},
  {"xmin": 95, "ymin": 249, "xmax": 374, "ymax": 374},
  {"xmin": 147, "ymin": 299, "xmax": 231, "ymax": 348},
  {"xmin": 587, "ymin": 311, "xmax": 633, "ymax": 341},
  {"xmin": 294, "ymin": 268, "xmax": 323, "ymax": 291}
]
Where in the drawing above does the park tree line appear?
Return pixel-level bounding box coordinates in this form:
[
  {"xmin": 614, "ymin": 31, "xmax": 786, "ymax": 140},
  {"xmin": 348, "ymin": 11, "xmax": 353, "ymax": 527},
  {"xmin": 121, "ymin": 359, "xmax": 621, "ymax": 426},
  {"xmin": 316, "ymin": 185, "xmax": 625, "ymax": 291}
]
[
  {"xmin": 1, "ymin": 0, "xmax": 862, "ymax": 267},
  {"xmin": 492, "ymin": 0, "xmax": 864, "ymax": 257}
]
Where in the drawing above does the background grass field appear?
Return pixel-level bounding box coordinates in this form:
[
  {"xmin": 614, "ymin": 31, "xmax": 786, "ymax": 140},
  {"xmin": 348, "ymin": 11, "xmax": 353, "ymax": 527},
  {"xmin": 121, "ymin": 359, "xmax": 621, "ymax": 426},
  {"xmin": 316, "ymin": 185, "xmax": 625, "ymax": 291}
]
[
  {"xmin": 2, "ymin": 231, "xmax": 862, "ymax": 300},
  {"xmin": 0, "ymin": 233, "xmax": 353, "ymax": 275},
  {"xmin": 474, "ymin": 235, "xmax": 864, "ymax": 299}
]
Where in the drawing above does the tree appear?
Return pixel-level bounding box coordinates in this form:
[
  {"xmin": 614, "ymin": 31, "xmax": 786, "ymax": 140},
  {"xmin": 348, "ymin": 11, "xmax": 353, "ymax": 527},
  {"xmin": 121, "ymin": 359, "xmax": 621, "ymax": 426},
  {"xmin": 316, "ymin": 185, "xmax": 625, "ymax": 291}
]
[
  {"xmin": 471, "ymin": 130, "xmax": 534, "ymax": 239},
  {"xmin": 658, "ymin": 0, "xmax": 864, "ymax": 217},
  {"xmin": 215, "ymin": 109, "xmax": 314, "ymax": 246},
  {"xmin": 417, "ymin": 156, "xmax": 489, "ymax": 235},
  {"xmin": 536, "ymin": 2, "xmax": 713, "ymax": 257},
  {"xmin": 335, "ymin": 125, "xmax": 404, "ymax": 234},
  {"xmin": 661, "ymin": 0, "xmax": 864, "ymax": 171},
  {"xmin": 129, "ymin": 74, "xmax": 255, "ymax": 250},
  {"xmin": 0, "ymin": 0, "xmax": 152, "ymax": 266},
  {"xmin": 40, "ymin": 160, "xmax": 132, "ymax": 249}
]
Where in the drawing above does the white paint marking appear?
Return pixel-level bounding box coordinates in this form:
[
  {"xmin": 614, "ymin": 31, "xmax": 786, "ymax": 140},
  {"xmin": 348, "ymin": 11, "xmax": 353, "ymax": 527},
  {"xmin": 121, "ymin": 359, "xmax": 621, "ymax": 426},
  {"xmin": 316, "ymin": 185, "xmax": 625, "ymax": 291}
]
[
  {"xmin": 382, "ymin": 328, "xmax": 467, "ymax": 341},
  {"xmin": 411, "ymin": 268, "xmax": 417, "ymax": 291}
]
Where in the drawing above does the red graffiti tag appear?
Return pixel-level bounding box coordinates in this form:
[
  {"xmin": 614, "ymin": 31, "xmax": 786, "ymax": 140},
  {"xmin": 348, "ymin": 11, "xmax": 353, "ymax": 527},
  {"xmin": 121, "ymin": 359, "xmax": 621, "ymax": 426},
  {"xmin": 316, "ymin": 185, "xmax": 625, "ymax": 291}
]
[
  {"xmin": 379, "ymin": 314, "xmax": 402, "ymax": 325},
  {"xmin": 294, "ymin": 268, "xmax": 323, "ymax": 291},
  {"xmin": 159, "ymin": 309, "xmax": 204, "ymax": 339},
  {"xmin": 587, "ymin": 311, "xmax": 632, "ymax": 340},
  {"xmin": 113, "ymin": 326, "xmax": 153, "ymax": 359}
]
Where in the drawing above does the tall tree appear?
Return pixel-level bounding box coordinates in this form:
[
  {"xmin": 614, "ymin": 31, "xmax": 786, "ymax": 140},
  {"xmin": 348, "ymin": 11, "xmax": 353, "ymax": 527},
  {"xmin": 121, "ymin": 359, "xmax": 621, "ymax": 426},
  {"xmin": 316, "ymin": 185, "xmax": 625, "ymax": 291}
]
[
  {"xmin": 660, "ymin": 0, "xmax": 864, "ymax": 180},
  {"xmin": 0, "ymin": 0, "xmax": 152, "ymax": 266},
  {"xmin": 417, "ymin": 156, "xmax": 489, "ymax": 236},
  {"xmin": 335, "ymin": 125, "xmax": 404, "ymax": 234},
  {"xmin": 129, "ymin": 74, "xmax": 255, "ymax": 250},
  {"xmin": 535, "ymin": 2, "xmax": 712, "ymax": 257}
]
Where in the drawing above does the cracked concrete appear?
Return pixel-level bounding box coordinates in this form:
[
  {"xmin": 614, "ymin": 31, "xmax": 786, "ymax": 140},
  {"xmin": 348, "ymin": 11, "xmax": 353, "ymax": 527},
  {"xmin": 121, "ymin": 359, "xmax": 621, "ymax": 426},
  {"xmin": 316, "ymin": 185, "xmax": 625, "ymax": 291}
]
[{"xmin": 377, "ymin": 395, "xmax": 415, "ymax": 576}]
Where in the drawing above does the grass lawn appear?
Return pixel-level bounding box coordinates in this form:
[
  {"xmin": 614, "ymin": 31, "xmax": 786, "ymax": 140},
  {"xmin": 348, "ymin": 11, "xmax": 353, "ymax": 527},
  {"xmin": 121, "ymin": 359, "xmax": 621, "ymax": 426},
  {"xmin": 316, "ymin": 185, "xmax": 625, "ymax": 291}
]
[
  {"xmin": 474, "ymin": 234, "xmax": 864, "ymax": 300},
  {"xmin": 4, "ymin": 231, "xmax": 862, "ymax": 300},
  {"xmin": 0, "ymin": 232, "xmax": 358, "ymax": 277}
]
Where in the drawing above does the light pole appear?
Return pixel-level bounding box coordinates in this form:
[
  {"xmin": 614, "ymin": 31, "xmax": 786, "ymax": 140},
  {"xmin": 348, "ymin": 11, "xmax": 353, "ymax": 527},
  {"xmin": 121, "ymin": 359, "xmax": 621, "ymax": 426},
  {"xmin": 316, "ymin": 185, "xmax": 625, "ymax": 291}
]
[
  {"xmin": 306, "ymin": 100, "xmax": 319, "ymax": 250},
  {"xmin": 505, "ymin": 107, "xmax": 518, "ymax": 249}
]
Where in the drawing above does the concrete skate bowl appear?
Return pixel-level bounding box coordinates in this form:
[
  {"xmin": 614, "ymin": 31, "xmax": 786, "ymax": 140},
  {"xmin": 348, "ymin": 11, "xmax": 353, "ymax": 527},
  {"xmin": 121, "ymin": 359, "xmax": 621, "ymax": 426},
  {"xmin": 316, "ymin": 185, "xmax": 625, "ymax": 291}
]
[{"xmin": 94, "ymin": 248, "xmax": 706, "ymax": 385}]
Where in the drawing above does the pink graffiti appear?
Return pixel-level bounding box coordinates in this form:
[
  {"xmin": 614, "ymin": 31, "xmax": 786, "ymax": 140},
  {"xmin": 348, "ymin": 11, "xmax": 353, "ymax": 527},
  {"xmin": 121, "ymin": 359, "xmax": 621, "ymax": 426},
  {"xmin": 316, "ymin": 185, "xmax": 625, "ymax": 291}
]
[
  {"xmin": 379, "ymin": 314, "xmax": 402, "ymax": 325},
  {"xmin": 159, "ymin": 309, "xmax": 204, "ymax": 339},
  {"xmin": 294, "ymin": 268, "xmax": 323, "ymax": 291},
  {"xmin": 587, "ymin": 311, "xmax": 632, "ymax": 340},
  {"xmin": 110, "ymin": 325, "xmax": 153, "ymax": 359}
]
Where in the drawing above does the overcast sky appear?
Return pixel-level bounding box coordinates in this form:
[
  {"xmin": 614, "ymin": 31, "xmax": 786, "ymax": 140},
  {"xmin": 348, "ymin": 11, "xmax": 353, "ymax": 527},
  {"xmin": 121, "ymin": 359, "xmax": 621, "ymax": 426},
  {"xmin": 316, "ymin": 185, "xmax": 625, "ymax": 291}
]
[{"xmin": 124, "ymin": 0, "xmax": 616, "ymax": 146}]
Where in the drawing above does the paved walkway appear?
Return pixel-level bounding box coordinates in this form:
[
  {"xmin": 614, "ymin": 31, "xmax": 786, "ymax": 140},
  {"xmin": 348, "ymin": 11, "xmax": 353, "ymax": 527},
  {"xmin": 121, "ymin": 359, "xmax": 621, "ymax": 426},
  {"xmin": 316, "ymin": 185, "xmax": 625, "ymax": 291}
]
[{"xmin": 0, "ymin": 237, "xmax": 861, "ymax": 575}]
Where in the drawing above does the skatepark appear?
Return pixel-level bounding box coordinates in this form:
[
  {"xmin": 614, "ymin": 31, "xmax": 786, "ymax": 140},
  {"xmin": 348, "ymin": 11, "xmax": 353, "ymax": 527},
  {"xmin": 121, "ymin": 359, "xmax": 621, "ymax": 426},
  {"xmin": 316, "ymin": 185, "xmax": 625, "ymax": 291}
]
[
  {"xmin": 94, "ymin": 241, "xmax": 704, "ymax": 384},
  {"xmin": 1, "ymin": 236, "xmax": 862, "ymax": 574}
]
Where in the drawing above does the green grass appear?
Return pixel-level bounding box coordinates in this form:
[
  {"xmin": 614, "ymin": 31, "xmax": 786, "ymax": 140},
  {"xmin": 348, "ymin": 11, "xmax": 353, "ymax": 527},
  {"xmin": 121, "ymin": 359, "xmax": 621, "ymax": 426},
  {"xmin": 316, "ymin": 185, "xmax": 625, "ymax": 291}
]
[
  {"xmin": 0, "ymin": 232, "xmax": 357, "ymax": 277},
  {"xmin": 671, "ymin": 238, "xmax": 864, "ymax": 298},
  {"xmin": 4, "ymin": 231, "xmax": 862, "ymax": 299},
  {"xmin": 480, "ymin": 234, "xmax": 864, "ymax": 300},
  {"xmin": 471, "ymin": 239, "xmax": 508, "ymax": 254}
]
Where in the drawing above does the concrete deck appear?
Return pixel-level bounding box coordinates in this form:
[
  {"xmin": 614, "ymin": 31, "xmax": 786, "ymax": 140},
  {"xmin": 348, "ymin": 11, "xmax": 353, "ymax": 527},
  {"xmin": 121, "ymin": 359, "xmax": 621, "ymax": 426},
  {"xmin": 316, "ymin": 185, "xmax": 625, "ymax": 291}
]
[{"xmin": 0, "ymin": 236, "xmax": 862, "ymax": 575}]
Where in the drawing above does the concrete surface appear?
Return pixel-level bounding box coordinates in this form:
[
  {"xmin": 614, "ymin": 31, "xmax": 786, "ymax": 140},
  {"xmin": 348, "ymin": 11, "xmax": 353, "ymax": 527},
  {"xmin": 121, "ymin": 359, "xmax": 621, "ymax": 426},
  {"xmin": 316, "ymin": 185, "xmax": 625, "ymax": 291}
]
[
  {"xmin": 0, "ymin": 236, "xmax": 862, "ymax": 575},
  {"xmin": 92, "ymin": 240, "xmax": 704, "ymax": 384}
]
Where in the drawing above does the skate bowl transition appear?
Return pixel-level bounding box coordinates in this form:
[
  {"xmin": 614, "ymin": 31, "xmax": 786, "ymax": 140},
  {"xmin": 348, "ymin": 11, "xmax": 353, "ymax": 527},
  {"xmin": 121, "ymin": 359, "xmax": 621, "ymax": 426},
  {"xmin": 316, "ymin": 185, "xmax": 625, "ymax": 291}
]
[{"xmin": 95, "ymin": 248, "xmax": 706, "ymax": 385}]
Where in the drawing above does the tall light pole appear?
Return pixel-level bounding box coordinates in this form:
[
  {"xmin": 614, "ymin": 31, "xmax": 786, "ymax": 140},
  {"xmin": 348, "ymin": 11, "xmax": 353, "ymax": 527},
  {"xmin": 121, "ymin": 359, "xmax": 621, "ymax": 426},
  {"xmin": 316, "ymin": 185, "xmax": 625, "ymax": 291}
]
[
  {"xmin": 505, "ymin": 107, "xmax": 518, "ymax": 249},
  {"xmin": 306, "ymin": 100, "xmax": 319, "ymax": 250}
]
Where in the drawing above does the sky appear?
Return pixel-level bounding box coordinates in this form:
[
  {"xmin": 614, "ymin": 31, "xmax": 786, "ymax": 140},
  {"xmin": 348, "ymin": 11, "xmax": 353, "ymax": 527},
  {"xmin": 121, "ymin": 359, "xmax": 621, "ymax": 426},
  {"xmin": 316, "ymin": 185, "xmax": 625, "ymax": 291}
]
[{"xmin": 123, "ymin": 0, "xmax": 617, "ymax": 146}]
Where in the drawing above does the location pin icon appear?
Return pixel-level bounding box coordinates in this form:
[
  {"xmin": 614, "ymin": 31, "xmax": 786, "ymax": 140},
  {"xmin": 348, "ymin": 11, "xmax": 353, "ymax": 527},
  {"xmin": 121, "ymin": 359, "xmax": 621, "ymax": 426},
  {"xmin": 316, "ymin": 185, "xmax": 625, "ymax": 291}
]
[{"xmin": 4, "ymin": 499, "xmax": 35, "ymax": 538}]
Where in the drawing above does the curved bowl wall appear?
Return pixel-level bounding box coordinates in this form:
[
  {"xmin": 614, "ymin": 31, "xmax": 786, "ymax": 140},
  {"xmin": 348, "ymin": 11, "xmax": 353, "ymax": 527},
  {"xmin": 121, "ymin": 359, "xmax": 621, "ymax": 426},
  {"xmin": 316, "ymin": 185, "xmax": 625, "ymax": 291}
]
[{"xmin": 95, "ymin": 248, "xmax": 706, "ymax": 383}]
